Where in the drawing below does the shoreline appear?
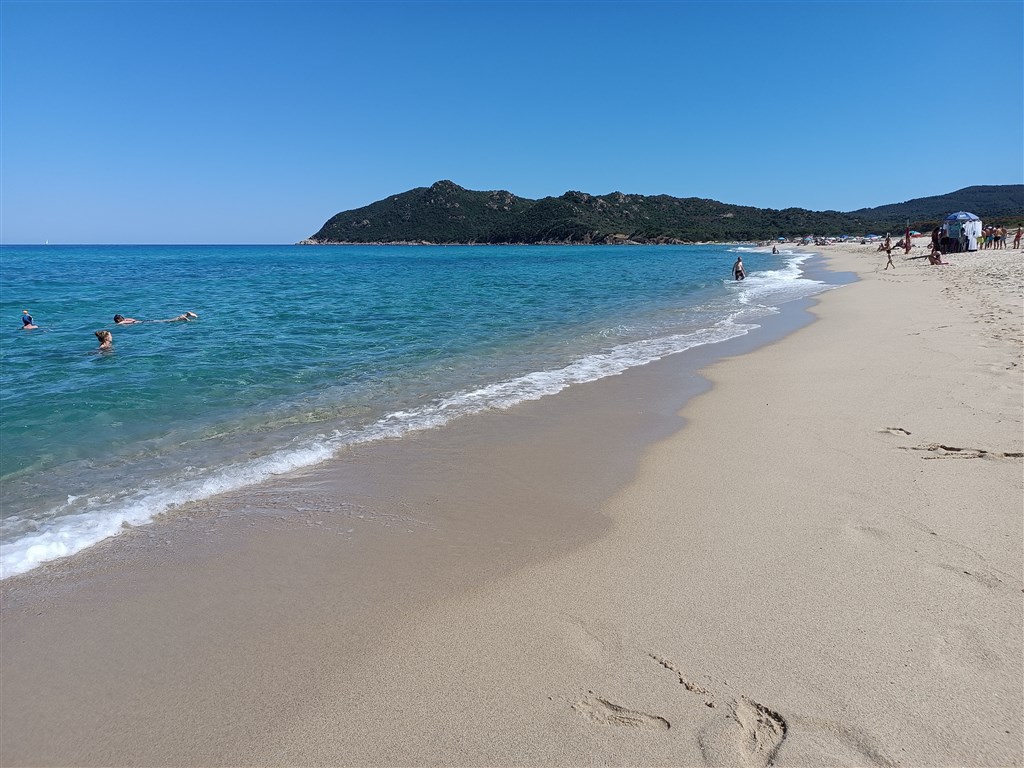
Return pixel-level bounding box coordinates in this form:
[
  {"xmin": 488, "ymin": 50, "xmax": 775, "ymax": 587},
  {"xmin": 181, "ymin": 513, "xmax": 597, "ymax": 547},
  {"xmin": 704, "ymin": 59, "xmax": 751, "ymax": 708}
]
[
  {"xmin": 2, "ymin": 243, "xmax": 1021, "ymax": 766},
  {"xmin": 295, "ymin": 240, "xmax": 742, "ymax": 246},
  {"xmin": 0, "ymin": 245, "xmax": 825, "ymax": 581},
  {"xmin": 0, "ymin": 252, "xmax": 835, "ymax": 593}
]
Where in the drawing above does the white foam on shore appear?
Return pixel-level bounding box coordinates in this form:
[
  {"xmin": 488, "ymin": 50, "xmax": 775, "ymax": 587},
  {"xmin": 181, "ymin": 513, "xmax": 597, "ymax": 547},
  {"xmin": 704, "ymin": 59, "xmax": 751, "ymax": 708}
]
[
  {"xmin": 1, "ymin": 252, "xmax": 832, "ymax": 580},
  {"xmin": 735, "ymin": 252, "xmax": 825, "ymax": 307},
  {"xmin": 0, "ymin": 319, "xmax": 763, "ymax": 579}
]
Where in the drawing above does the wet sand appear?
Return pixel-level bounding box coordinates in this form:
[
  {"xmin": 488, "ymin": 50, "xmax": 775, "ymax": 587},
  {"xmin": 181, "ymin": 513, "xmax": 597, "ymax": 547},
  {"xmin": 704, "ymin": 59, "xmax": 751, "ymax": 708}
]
[{"xmin": 1, "ymin": 242, "xmax": 1021, "ymax": 766}]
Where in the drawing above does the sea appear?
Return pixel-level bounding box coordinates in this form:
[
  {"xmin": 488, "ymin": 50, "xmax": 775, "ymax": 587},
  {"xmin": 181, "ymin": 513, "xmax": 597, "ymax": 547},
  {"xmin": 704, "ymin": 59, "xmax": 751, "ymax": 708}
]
[{"xmin": 0, "ymin": 243, "xmax": 831, "ymax": 579}]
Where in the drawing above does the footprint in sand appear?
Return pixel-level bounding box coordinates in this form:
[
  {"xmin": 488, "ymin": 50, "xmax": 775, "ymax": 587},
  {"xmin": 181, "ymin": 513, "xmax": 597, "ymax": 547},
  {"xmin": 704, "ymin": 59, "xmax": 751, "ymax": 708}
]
[
  {"xmin": 698, "ymin": 699, "xmax": 901, "ymax": 768},
  {"xmin": 697, "ymin": 697, "xmax": 787, "ymax": 768},
  {"xmin": 843, "ymin": 516, "xmax": 1018, "ymax": 593},
  {"xmin": 849, "ymin": 523, "xmax": 888, "ymax": 541},
  {"xmin": 572, "ymin": 694, "xmax": 670, "ymax": 731},
  {"xmin": 734, "ymin": 697, "xmax": 788, "ymax": 766},
  {"xmin": 936, "ymin": 562, "xmax": 1005, "ymax": 589},
  {"xmin": 649, "ymin": 655, "xmax": 785, "ymax": 765},
  {"xmin": 879, "ymin": 426, "xmax": 912, "ymax": 436},
  {"xmin": 650, "ymin": 654, "xmax": 896, "ymax": 766},
  {"xmin": 899, "ymin": 443, "xmax": 1023, "ymax": 460},
  {"xmin": 649, "ymin": 653, "xmax": 715, "ymax": 706},
  {"xmin": 777, "ymin": 715, "xmax": 899, "ymax": 767}
]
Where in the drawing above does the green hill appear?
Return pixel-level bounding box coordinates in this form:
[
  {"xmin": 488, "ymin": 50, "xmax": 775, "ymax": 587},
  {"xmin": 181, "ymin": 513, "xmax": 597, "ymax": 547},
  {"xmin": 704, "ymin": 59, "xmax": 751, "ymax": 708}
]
[
  {"xmin": 847, "ymin": 185, "xmax": 1024, "ymax": 229},
  {"xmin": 303, "ymin": 182, "xmax": 1023, "ymax": 245}
]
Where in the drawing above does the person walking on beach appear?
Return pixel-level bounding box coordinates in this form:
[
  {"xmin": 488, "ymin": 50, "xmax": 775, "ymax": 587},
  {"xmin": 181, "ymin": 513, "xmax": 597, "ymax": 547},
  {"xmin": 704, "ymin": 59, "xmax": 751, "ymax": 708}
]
[
  {"xmin": 880, "ymin": 235, "xmax": 896, "ymax": 269},
  {"xmin": 1013, "ymin": 226, "xmax": 1022, "ymax": 249},
  {"xmin": 95, "ymin": 330, "xmax": 113, "ymax": 350},
  {"xmin": 20, "ymin": 310, "xmax": 37, "ymax": 329},
  {"xmin": 732, "ymin": 256, "xmax": 746, "ymax": 280}
]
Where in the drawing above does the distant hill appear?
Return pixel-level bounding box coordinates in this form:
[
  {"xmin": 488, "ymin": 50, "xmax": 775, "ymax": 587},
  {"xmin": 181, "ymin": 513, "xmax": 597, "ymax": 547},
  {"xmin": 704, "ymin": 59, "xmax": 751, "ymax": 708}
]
[
  {"xmin": 303, "ymin": 182, "xmax": 1023, "ymax": 245},
  {"xmin": 847, "ymin": 185, "xmax": 1024, "ymax": 226}
]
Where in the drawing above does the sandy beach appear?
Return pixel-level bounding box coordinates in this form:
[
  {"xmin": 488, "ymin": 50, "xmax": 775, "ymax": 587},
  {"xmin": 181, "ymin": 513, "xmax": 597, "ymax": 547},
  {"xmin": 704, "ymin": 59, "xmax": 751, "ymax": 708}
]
[{"xmin": 1, "ymin": 240, "xmax": 1021, "ymax": 766}]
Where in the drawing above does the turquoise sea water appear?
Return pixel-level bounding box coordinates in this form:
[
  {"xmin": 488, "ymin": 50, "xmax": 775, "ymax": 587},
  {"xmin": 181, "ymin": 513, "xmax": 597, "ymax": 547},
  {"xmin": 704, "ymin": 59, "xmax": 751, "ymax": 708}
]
[{"xmin": 0, "ymin": 244, "xmax": 828, "ymax": 577}]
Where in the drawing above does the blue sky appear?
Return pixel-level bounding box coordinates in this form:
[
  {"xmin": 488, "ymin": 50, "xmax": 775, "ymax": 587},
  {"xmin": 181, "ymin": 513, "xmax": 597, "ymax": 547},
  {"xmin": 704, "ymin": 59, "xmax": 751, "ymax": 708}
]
[{"xmin": 2, "ymin": 0, "xmax": 1021, "ymax": 244}]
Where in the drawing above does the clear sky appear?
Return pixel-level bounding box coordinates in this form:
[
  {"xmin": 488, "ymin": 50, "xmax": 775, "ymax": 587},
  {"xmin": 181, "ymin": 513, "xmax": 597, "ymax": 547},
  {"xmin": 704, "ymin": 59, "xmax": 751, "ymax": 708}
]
[{"xmin": 2, "ymin": 0, "xmax": 1021, "ymax": 244}]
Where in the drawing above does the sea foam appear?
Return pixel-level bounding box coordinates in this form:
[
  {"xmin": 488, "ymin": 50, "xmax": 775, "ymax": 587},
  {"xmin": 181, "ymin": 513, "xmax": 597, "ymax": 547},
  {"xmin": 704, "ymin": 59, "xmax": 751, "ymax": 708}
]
[
  {"xmin": 0, "ymin": 319, "xmax": 756, "ymax": 578},
  {"xmin": 0, "ymin": 245, "xmax": 832, "ymax": 579}
]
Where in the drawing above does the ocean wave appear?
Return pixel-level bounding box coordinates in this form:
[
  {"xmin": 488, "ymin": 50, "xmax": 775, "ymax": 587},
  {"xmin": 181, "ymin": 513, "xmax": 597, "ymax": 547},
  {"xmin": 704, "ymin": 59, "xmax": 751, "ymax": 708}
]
[
  {"xmin": 1, "ymin": 248, "xmax": 833, "ymax": 580},
  {"xmin": 0, "ymin": 318, "xmax": 758, "ymax": 579}
]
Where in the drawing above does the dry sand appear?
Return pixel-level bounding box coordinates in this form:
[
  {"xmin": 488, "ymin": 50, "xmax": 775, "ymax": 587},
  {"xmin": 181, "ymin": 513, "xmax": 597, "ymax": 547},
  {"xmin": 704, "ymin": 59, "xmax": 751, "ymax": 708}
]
[{"xmin": 1, "ymin": 240, "xmax": 1021, "ymax": 766}]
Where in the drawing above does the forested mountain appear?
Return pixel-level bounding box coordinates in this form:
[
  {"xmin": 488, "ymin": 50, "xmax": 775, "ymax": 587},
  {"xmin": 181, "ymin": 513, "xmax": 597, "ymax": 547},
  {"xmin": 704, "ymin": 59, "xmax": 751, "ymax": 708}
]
[
  {"xmin": 847, "ymin": 185, "xmax": 1023, "ymax": 225},
  {"xmin": 303, "ymin": 182, "xmax": 1022, "ymax": 245}
]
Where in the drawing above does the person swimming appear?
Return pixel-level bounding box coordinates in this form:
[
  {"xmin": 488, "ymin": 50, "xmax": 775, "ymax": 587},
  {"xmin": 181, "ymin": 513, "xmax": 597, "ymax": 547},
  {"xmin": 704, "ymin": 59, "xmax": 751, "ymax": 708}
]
[
  {"xmin": 114, "ymin": 311, "xmax": 198, "ymax": 324},
  {"xmin": 95, "ymin": 329, "xmax": 113, "ymax": 350},
  {"xmin": 21, "ymin": 310, "xmax": 38, "ymax": 329}
]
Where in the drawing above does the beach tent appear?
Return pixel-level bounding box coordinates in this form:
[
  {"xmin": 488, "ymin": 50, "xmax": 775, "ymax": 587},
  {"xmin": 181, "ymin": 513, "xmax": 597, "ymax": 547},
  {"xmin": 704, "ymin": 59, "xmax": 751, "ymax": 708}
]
[{"xmin": 941, "ymin": 211, "xmax": 982, "ymax": 252}]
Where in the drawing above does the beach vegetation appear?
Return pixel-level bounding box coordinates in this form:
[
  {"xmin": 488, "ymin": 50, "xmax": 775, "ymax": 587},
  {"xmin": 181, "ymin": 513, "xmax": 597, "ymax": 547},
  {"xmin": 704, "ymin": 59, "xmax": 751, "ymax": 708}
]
[{"xmin": 305, "ymin": 182, "xmax": 1024, "ymax": 245}]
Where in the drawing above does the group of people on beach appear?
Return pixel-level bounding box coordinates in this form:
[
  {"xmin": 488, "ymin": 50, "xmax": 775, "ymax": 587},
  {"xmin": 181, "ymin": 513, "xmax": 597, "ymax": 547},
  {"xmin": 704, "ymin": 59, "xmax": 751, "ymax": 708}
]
[
  {"xmin": 978, "ymin": 225, "xmax": 1017, "ymax": 250},
  {"xmin": 19, "ymin": 309, "xmax": 199, "ymax": 349}
]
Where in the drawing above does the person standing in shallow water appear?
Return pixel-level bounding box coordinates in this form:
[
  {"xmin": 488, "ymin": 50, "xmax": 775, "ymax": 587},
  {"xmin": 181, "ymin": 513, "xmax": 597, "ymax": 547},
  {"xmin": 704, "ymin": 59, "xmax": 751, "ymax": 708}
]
[{"xmin": 732, "ymin": 256, "xmax": 746, "ymax": 281}]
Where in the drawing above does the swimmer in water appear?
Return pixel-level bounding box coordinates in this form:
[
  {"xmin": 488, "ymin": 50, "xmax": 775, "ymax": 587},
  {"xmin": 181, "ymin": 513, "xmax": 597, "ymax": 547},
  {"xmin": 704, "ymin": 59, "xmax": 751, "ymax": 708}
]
[
  {"xmin": 21, "ymin": 310, "xmax": 38, "ymax": 330},
  {"xmin": 114, "ymin": 311, "xmax": 198, "ymax": 324},
  {"xmin": 95, "ymin": 329, "xmax": 113, "ymax": 350}
]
